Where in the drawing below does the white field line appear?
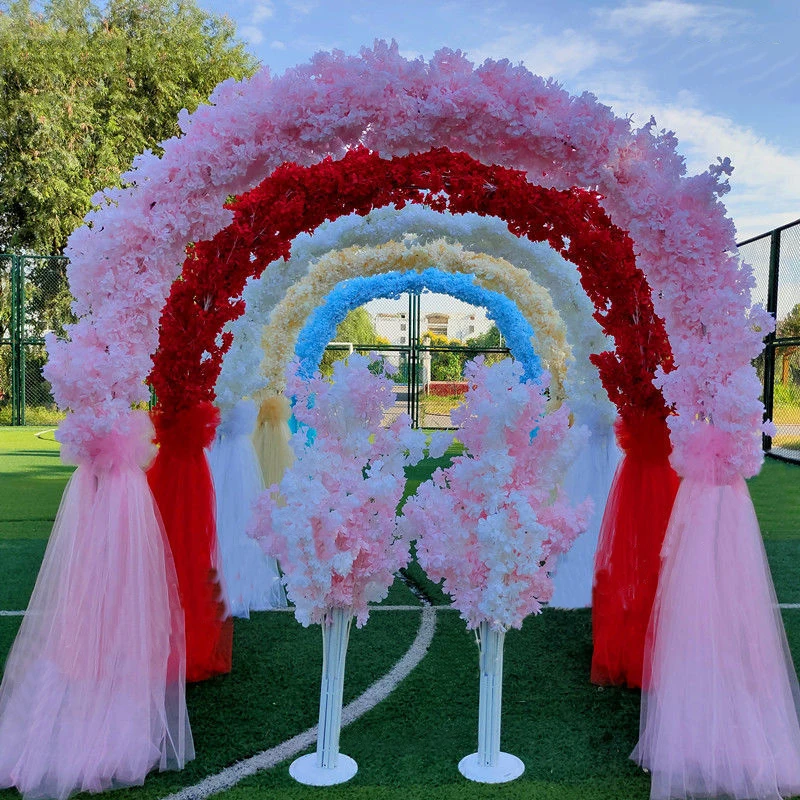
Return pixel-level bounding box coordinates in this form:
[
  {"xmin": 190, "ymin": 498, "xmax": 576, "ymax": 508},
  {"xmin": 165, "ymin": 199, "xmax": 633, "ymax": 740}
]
[
  {"xmin": 159, "ymin": 605, "xmax": 438, "ymax": 800},
  {"xmin": 3, "ymin": 604, "xmax": 799, "ymax": 617},
  {"xmin": 0, "ymin": 605, "xmax": 457, "ymax": 616},
  {"xmin": 245, "ymin": 604, "xmax": 455, "ymax": 612}
]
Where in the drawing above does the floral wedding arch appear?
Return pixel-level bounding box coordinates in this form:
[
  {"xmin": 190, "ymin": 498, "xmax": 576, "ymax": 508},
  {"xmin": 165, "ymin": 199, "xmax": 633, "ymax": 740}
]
[{"xmin": 0, "ymin": 43, "xmax": 796, "ymax": 800}]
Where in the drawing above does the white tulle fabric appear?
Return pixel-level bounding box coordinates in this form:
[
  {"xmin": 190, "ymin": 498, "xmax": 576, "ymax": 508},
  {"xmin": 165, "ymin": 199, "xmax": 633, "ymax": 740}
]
[
  {"xmin": 633, "ymin": 475, "xmax": 800, "ymax": 800},
  {"xmin": 0, "ymin": 423, "xmax": 193, "ymax": 800},
  {"xmin": 208, "ymin": 400, "xmax": 286, "ymax": 617},
  {"xmin": 550, "ymin": 416, "xmax": 621, "ymax": 608}
]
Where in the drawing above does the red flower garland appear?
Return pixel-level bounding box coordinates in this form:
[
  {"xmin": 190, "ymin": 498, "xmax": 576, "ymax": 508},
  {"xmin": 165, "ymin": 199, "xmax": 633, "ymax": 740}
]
[
  {"xmin": 149, "ymin": 146, "xmax": 673, "ymax": 423},
  {"xmin": 148, "ymin": 146, "xmax": 675, "ymax": 685}
]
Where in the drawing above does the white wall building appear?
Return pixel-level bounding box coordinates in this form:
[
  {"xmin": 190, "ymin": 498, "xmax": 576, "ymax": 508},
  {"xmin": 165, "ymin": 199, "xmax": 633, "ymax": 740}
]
[
  {"xmin": 373, "ymin": 311, "xmax": 410, "ymax": 345},
  {"xmin": 372, "ymin": 305, "xmax": 493, "ymax": 345}
]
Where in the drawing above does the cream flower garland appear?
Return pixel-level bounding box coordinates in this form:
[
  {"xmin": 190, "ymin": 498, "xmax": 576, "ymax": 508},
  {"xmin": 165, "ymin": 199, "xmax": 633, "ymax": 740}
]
[
  {"xmin": 216, "ymin": 207, "xmax": 616, "ymax": 427},
  {"xmin": 257, "ymin": 240, "xmax": 570, "ymax": 402}
]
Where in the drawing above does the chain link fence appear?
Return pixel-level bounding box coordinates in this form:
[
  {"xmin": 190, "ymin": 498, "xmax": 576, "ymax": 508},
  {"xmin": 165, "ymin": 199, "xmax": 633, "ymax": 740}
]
[
  {"xmin": 0, "ymin": 256, "xmax": 12, "ymax": 422},
  {"xmin": 737, "ymin": 217, "xmax": 800, "ymax": 457},
  {"xmin": 0, "ymin": 255, "xmax": 73, "ymax": 425}
]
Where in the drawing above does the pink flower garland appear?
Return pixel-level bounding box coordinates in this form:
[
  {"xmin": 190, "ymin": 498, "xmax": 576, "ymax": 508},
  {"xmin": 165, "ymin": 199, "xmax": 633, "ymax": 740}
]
[
  {"xmin": 401, "ymin": 357, "xmax": 591, "ymax": 630},
  {"xmin": 45, "ymin": 42, "xmax": 770, "ymax": 479}
]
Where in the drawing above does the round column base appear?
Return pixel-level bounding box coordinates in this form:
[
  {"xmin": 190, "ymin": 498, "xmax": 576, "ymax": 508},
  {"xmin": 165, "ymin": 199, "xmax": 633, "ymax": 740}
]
[
  {"xmin": 289, "ymin": 753, "xmax": 358, "ymax": 786},
  {"xmin": 458, "ymin": 752, "xmax": 525, "ymax": 784}
]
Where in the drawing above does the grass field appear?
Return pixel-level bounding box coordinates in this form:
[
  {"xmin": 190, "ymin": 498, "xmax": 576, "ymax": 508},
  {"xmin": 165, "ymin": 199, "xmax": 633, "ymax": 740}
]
[{"xmin": 0, "ymin": 426, "xmax": 799, "ymax": 800}]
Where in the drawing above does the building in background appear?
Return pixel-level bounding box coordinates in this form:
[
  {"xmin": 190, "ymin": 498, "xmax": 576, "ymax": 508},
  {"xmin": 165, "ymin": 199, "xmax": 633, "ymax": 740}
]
[{"xmin": 373, "ymin": 306, "xmax": 492, "ymax": 344}]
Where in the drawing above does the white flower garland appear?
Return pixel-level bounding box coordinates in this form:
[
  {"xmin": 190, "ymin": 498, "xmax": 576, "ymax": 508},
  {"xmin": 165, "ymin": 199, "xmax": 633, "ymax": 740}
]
[{"xmin": 216, "ymin": 207, "xmax": 615, "ymax": 426}]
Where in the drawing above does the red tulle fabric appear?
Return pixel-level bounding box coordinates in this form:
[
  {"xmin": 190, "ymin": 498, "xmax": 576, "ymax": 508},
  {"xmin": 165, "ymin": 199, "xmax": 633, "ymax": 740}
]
[
  {"xmin": 148, "ymin": 402, "xmax": 233, "ymax": 683},
  {"xmin": 591, "ymin": 414, "xmax": 680, "ymax": 688}
]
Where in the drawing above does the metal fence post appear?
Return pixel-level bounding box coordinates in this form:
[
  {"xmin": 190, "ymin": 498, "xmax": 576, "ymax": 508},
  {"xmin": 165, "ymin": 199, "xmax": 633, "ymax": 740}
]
[
  {"xmin": 408, "ymin": 292, "xmax": 421, "ymax": 428},
  {"xmin": 10, "ymin": 255, "xmax": 24, "ymax": 426},
  {"xmin": 762, "ymin": 229, "xmax": 781, "ymax": 450}
]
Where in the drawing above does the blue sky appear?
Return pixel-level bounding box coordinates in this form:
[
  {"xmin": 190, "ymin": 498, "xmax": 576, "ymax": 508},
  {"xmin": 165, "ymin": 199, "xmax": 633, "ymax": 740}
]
[{"xmin": 196, "ymin": 0, "xmax": 799, "ymax": 241}]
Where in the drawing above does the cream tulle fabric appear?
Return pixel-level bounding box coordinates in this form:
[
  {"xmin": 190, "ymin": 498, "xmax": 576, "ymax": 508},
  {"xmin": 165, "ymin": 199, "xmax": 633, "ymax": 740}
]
[
  {"xmin": 0, "ymin": 424, "xmax": 193, "ymax": 800},
  {"xmin": 208, "ymin": 400, "xmax": 286, "ymax": 617},
  {"xmin": 550, "ymin": 419, "xmax": 620, "ymax": 608},
  {"xmin": 633, "ymin": 475, "xmax": 800, "ymax": 800},
  {"xmin": 252, "ymin": 393, "xmax": 294, "ymax": 489}
]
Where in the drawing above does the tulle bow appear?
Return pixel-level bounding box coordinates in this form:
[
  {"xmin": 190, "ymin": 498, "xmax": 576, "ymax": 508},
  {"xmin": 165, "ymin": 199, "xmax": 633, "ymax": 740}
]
[
  {"xmin": 217, "ymin": 399, "xmax": 257, "ymax": 439},
  {"xmin": 615, "ymin": 413, "xmax": 673, "ymax": 461},
  {"xmin": 152, "ymin": 401, "xmax": 220, "ymax": 452},
  {"xmin": 61, "ymin": 410, "xmax": 157, "ymax": 471}
]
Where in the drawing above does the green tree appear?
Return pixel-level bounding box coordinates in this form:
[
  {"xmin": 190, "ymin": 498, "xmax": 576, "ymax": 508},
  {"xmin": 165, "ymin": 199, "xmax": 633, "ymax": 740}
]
[
  {"xmin": 423, "ymin": 330, "xmax": 465, "ymax": 382},
  {"xmin": 776, "ymin": 303, "xmax": 800, "ymax": 386},
  {"xmin": 320, "ymin": 307, "xmax": 387, "ymax": 376},
  {"xmin": 465, "ymin": 324, "xmax": 502, "ymax": 349},
  {"xmin": 465, "ymin": 324, "xmax": 510, "ymax": 367},
  {"xmin": 0, "ymin": 0, "xmax": 258, "ymax": 254}
]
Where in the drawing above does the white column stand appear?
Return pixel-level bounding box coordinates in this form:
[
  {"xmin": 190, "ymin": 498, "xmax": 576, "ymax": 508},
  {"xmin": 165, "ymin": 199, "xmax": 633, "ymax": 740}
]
[
  {"xmin": 290, "ymin": 607, "xmax": 358, "ymax": 786},
  {"xmin": 458, "ymin": 621, "xmax": 525, "ymax": 783}
]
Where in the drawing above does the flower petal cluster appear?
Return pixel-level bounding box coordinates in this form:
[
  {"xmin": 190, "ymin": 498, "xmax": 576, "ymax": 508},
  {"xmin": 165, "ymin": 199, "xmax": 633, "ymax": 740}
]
[
  {"xmin": 400, "ymin": 357, "xmax": 591, "ymax": 631},
  {"xmin": 248, "ymin": 353, "xmax": 427, "ymax": 627}
]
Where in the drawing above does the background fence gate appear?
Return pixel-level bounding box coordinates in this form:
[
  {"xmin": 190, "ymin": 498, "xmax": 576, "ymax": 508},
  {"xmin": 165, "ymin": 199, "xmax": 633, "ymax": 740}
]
[
  {"xmin": 738, "ymin": 217, "xmax": 800, "ymax": 457},
  {"xmin": 323, "ymin": 288, "xmax": 512, "ymax": 429},
  {"xmin": 0, "ymin": 255, "xmax": 72, "ymax": 425}
]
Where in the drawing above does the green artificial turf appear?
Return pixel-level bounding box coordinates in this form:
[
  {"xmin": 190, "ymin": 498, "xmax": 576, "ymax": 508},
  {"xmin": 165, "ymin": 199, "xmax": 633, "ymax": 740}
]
[
  {"xmin": 748, "ymin": 457, "xmax": 800, "ymax": 603},
  {"xmin": 0, "ymin": 427, "xmax": 74, "ymax": 611},
  {"xmin": 0, "ymin": 427, "xmax": 74, "ymax": 521},
  {"xmin": 0, "ymin": 427, "xmax": 799, "ymax": 800}
]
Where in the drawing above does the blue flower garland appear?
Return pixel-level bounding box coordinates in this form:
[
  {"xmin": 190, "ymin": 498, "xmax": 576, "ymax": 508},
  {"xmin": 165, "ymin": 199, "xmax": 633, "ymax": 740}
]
[{"xmin": 294, "ymin": 268, "xmax": 543, "ymax": 384}]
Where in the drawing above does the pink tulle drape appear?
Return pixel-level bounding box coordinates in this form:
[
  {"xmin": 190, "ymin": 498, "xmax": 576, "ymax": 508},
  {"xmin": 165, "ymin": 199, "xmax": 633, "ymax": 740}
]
[
  {"xmin": 591, "ymin": 414, "xmax": 680, "ymax": 688},
  {"xmin": 0, "ymin": 414, "xmax": 193, "ymax": 800},
  {"xmin": 148, "ymin": 402, "xmax": 232, "ymax": 683},
  {"xmin": 634, "ymin": 429, "xmax": 800, "ymax": 800}
]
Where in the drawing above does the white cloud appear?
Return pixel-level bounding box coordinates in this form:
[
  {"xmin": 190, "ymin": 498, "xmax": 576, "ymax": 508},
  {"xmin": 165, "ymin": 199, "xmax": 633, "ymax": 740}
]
[
  {"xmin": 252, "ymin": 1, "xmax": 275, "ymax": 23},
  {"xmin": 399, "ymin": 48, "xmax": 424, "ymax": 62},
  {"xmin": 659, "ymin": 108, "xmax": 800, "ymax": 239},
  {"xmin": 270, "ymin": 40, "xmax": 286, "ymax": 50},
  {"xmin": 596, "ymin": 1, "xmax": 746, "ymax": 39},
  {"xmin": 471, "ymin": 25, "xmax": 624, "ymax": 80},
  {"xmin": 595, "ymin": 83, "xmax": 800, "ymax": 240},
  {"xmin": 239, "ymin": 25, "xmax": 265, "ymax": 46},
  {"xmin": 286, "ymin": 0, "xmax": 317, "ymax": 14}
]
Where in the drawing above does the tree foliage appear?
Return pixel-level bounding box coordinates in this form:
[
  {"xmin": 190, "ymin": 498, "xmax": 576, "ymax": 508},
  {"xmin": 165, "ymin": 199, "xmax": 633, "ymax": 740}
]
[
  {"xmin": 776, "ymin": 303, "xmax": 800, "ymax": 386},
  {"xmin": 320, "ymin": 307, "xmax": 387, "ymax": 376},
  {"xmin": 777, "ymin": 304, "xmax": 800, "ymax": 340},
  {"xmin": 465, "ymin": 324, "xmax": 502, "ymax": 350},
  {"xmin": 465, "ymin": 323, "xmax": 510, "ymax": 368},
  {"xmin": 332, "ymin": 307, "xmax": 384, "ymax": 345},
  {"xmin": 0, "ymin": 0, "xmax": 258, "ymax": 253},
  {"xmin": 423, "ymin": 330, "xmax": 465, "ymax": 382}
]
